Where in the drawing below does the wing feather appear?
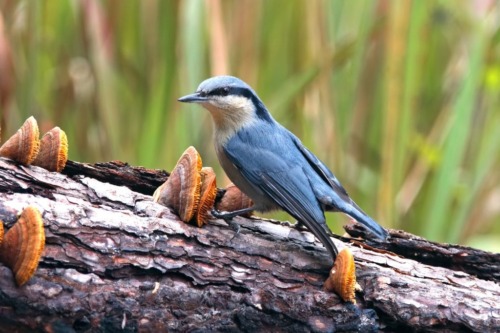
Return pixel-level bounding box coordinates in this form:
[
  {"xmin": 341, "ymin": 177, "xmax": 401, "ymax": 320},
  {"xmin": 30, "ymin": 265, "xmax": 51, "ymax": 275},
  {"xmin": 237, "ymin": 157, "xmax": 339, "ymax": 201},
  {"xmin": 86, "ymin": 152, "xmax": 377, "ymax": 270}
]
[
  {"xmin": 259, "ymin": 170, "xmax": 338, "ymax": 259},
  {"xmin": 291, "ymin": 133, "xmax": 388, "ymax": 239},
  {"xmin": 222, "ymin": 126, "xmax": 339, "ymax": 258},
  {"xmin": 291, "ymin": 136, "xmax": 351, "ymax": 204}
]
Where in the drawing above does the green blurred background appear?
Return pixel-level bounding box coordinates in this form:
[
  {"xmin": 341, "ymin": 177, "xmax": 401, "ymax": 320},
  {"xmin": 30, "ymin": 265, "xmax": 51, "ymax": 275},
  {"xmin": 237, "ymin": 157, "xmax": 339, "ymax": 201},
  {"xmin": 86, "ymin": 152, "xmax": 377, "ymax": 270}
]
[{"xmin": 0, "ymin": 0, "xmax": 499, "ymax": 251}]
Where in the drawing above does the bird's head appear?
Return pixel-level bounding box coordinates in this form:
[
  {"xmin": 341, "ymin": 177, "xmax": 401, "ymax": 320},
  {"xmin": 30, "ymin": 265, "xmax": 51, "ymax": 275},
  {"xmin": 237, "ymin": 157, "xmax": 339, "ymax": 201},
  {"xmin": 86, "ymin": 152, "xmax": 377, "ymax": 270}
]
[{"xmin": 178, "ymin": 76, "xmax": 272, "ymax": 138}]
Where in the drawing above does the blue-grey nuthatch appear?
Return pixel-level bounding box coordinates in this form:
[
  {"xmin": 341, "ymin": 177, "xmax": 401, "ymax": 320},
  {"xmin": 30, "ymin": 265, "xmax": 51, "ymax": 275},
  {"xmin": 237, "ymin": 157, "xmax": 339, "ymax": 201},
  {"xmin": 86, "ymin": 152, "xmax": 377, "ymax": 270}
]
[{"xmin": 178, "ymin": 76, "xmax": 388, "ymax": 260}]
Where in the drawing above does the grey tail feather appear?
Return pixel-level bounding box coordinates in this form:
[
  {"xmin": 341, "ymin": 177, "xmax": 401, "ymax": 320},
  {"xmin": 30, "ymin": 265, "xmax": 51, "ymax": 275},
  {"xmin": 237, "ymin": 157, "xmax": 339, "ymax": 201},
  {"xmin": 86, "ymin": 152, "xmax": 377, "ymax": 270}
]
[
  {"xmin": 345, "ymin": 203, "xmax": 388, "ymax": 240},
  {"xmin": 298, "ymin": 217, "xmax": 339, "ymax": 260},
  {"xmin": 316, "ymin": 224, "xmax": 339, "ymax": 260}
]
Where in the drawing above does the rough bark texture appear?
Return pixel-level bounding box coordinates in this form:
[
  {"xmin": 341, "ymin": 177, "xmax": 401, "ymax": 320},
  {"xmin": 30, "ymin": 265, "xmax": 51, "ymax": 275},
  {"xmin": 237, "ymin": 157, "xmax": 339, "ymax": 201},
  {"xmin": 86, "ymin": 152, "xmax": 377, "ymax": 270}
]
[{"xmin": 0, "ymin": 157, "xmax": 499, "ymax": 333}]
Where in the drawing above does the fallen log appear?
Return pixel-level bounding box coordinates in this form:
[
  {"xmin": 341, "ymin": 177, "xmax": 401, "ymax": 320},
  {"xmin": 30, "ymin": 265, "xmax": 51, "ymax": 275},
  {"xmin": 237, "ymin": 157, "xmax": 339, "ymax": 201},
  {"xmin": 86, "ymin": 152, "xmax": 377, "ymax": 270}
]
[{"xmin": 0, "ymin": 157, "xmax": 498, "ymax": 332}]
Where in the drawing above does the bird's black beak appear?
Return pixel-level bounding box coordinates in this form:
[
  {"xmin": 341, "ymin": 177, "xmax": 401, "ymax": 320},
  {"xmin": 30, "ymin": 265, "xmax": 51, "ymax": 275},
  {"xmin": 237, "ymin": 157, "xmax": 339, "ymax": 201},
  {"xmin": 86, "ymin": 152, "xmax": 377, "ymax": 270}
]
[{"xmin": 178, "ymin": 92, "xmax": 206, "ymax": 103}]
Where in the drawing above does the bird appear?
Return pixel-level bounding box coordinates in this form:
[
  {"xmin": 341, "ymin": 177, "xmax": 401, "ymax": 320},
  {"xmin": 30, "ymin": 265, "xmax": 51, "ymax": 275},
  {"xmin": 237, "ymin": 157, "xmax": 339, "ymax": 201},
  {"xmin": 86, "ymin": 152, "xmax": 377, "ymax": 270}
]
[{"xmin": 178, "ymin": 75, "xmax": 388, "ymax": 261}]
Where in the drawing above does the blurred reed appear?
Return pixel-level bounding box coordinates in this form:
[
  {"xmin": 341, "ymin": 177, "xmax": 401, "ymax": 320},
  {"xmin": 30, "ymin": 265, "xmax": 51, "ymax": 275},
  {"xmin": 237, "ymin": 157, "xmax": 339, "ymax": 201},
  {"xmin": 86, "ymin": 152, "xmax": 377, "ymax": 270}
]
[{"xmin": 0, "ymin": 0, "xmax": 499, "ymax": 251}]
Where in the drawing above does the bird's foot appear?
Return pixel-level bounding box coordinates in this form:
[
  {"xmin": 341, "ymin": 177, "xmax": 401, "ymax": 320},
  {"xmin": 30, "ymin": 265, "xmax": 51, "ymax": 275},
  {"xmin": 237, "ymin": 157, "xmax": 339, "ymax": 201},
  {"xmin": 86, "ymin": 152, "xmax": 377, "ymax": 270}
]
[
  {"xmin": 227, "ymin": 220, "xmax": 241, "ymax": 236},
  {"xmin": 211, "ymin": 208, "xmax": 235, "ymax": 221},
  {"xmin": 211, "ymin": 208, "xmax": 241, "ymax": 239}
]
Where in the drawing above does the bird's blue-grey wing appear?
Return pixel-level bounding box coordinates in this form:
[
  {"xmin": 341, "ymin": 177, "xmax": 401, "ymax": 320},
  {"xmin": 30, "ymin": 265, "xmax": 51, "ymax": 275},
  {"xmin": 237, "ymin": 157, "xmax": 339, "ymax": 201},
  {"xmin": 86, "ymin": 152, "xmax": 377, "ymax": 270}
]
[
  {"xmin": 223, "ymin": 130, "xmax": 339, "ymax": 259},
  {"xmin": 289, "ymin": 134, "xmax": 351, "ymax": 204},
  {"xmin": 289, "ymin": 132, "xmax": 388, "ymax": 240},
  {"xmin": 258, "ymin": 169, "xmax": 339, "ymax": 259}
]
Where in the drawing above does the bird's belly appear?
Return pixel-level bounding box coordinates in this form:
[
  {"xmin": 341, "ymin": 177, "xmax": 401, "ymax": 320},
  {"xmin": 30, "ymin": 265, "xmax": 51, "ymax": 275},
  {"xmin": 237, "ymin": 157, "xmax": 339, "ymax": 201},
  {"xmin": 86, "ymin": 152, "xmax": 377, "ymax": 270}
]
[{"xmin": 216, "ymin": 148, "xmax": 277, "ymax": 212}]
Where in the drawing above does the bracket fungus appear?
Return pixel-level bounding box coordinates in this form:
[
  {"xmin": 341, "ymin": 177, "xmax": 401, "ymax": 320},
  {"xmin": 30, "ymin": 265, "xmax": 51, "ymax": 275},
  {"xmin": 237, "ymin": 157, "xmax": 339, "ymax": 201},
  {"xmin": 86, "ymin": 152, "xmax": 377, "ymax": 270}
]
[
  {"xmin": 0, "ymin": 117, "xmax": 69, "ymax": 173},
  {"xmin": 0, "ymin": 116, "xmax": 40, "ymax": 165},
  {"xmin": 154, "ymin": 147, "xmax": 256, "ymax": 226},
  {"xmin": 154, "ymin": 146, "xmax": 203, "ymax": 224},
  {"xmin": 32, "ymin": 127, "xmax": 69, "ymax": 172},
  {"xmin": 0, "ymin": 206, "xmax": 46, "ymax": 286},
  {"xmin": 324, "ymin": 247, "xmax": 357, "ymax": 303},
  {"xmin": 195, "ymin": 167, "xmax": 217, "ymax": 227}
]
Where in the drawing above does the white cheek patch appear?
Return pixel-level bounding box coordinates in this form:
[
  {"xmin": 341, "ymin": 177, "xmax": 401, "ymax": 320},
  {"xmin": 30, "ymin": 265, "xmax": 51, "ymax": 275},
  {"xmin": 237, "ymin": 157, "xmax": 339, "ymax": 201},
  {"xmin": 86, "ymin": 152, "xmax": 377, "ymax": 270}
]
[
  {"xmin": 202, "ymin": 95, "xmax": 257, "ymax": 144},
  {"xmin": 210, "ymin": 95, "xmax": 254, "ymax": 111},
  {"xmin": 224, "ymin": 95, "xmax": 254, "ymax": 110}
]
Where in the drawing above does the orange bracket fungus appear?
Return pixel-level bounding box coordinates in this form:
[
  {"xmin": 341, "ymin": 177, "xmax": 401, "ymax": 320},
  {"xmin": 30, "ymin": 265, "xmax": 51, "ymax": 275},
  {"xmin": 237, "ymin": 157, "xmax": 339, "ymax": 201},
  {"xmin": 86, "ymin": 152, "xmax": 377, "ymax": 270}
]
[
  {"xmin": 0, "ymin": 116, "xmax": 40, "ymax": 165},
  {"xmin": 0, "ymin": 206, "xmax": 46, "ymax": 286},
  {"xmin": 324, "ymin": 247, "xmax": 357, "ymax": 303},
  {"xmin": 0, "ymin": 117, "xmax": 69, "ymax": 173},
  {"xmin": 32, "ymin": 127, "xmax": 68, "ymax": 172},
  {"xmin": 153, "ymin": 146, "xmax": 203, "ymax": 224},
  {"xmin": 195, "ymin": 167, "xmax": 217, "ymax": 227},
  {"xmin": 154, "ymin": 147, "xmax": 256, "ymax": 226}
]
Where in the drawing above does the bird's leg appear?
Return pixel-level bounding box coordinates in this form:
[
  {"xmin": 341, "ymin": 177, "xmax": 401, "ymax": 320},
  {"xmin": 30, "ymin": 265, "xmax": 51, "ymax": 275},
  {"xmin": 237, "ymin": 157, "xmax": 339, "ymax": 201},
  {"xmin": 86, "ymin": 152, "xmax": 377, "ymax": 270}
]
[
  {"xmin": 211, "ymin": 207, "xmax": 255, "ymax": 237},
  {"xmin": 210, "ymin": 207, "xmax": 255, "ymax": 220}
]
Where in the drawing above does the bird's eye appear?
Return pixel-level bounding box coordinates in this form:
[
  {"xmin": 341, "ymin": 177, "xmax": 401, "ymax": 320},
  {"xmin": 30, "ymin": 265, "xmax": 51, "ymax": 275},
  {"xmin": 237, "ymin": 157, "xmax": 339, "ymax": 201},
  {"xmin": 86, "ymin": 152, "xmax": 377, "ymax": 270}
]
[
  {"xmin": 220, "ymin": 87, "xmax": 230, "ymax": 96},
  {"xmin": 199, "ymin": 91, "xmax": 207, "ymax": 97}
]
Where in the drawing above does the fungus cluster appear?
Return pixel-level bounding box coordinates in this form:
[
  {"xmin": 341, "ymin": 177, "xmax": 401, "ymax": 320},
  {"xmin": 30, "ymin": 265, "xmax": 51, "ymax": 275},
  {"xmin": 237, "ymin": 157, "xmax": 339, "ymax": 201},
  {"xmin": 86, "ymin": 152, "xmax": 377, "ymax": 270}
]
[
  {"xmin": 153, "ymin": 146, "xmax": 253, "ymax": 226},
  {"xmin": 0, "ymin": 116, "xmax": 68, "ymax": 172}
]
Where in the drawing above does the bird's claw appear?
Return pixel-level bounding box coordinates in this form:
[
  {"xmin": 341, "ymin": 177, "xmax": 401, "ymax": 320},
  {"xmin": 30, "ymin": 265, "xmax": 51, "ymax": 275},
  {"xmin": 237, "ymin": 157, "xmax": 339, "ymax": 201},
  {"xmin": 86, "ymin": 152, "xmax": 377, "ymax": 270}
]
[
  {"xmin": 211, "ymin": 208, "xmax": 232, "ymax": 220},
  {"xmin": 227, "ymin": 220, "xmax": 241, "ymax": 236},
  {"xmin": 211, "ymin": 208, "xmax": 241, "ymax": 241},
  {"xmin": 211, "ymin": 208, "xmax": 240, "ymax": 237}
]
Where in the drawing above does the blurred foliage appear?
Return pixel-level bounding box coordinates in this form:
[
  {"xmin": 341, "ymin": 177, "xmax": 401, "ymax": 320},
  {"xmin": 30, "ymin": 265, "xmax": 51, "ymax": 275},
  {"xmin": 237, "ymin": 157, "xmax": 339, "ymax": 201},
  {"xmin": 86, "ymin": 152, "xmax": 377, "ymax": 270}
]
[{"xmin": 0, "ymin": 0, "xmax": 499, "ymax": 251}]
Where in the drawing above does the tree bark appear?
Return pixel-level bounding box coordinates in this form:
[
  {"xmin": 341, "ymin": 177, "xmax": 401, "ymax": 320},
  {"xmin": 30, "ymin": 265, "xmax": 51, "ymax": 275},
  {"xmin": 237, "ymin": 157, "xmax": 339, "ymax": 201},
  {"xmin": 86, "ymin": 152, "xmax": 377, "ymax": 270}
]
[{"xmin": 0, "ymin": 157, "xmax": 498, "ymax": 333}]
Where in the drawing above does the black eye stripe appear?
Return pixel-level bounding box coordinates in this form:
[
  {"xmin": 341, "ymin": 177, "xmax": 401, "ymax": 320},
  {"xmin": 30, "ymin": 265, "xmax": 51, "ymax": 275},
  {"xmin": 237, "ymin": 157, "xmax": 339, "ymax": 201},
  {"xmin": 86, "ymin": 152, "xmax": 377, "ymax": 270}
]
[
  {"xmin": 201, "ymin": 86, "xmax": 253, "ymax": 98},
  {"xmin": 209, "ymin": 87, "xmax": 230, "ymax": 96}
]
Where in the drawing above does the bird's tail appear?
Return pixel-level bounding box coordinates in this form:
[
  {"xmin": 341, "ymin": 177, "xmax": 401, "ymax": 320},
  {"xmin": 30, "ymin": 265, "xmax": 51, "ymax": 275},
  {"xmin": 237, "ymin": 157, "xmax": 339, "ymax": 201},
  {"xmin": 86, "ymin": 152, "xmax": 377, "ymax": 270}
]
[
  {"xmin": 315, "ymin": 223, "xmax": 339, "ymax": 260},
  {"xmin": 344, "ymin": 203, "xmax": 388, "ymax": 240}
]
